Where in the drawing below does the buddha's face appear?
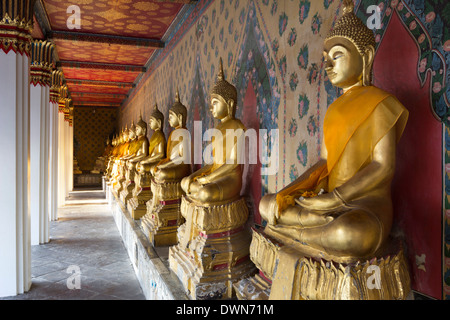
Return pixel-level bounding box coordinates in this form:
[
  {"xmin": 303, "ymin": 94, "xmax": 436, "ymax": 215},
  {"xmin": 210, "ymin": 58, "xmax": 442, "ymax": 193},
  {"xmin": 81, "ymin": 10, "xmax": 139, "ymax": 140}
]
[
  {"xmin": 149, "ymin": 117, "xmax": 160, "ymax": 130},
  {"xmin": 210, "ymin": 95, "xmax": 229, "ymax": 120},
  {"xmin": 135, "ymin": 125, "xmax": 144, "ymax": 137},
  {"xmin": 323, "ymin": 37, "xmax": 364, "ymax": 90},
  {"xmin": 129, "ymin": 129, "xmax": 136, "ymax": 139},
  {"xmin": 168, "ymin": 111, "xmax": 180, "ymax": 128}
]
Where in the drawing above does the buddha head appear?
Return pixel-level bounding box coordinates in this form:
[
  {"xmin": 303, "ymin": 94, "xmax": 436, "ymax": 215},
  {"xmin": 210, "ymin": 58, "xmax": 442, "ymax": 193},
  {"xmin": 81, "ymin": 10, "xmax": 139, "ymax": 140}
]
[
  {"xmin": 323, "ymin": 0, "xmax": 376, "ymax": 89},
  {"xmin": 119, "ymin": 128, "xmax": 124, "ymax": 144},
  {"xmin": 128, "ymin": 121, "xmax": 137, "ymax": 140},
  {"xmin": 136, "ymin": 115, "xmax": 147, "ymax": 137},
  {"xmin": 209, "ymin": 57, "xmax": 238, "ymax": 120},
  {"xmin": 122, "ymin": 126, "xmax": 129, "ymax": 142},
  {"xmin": 149, "ymin": 102, "xmax": 164, "ymax": 131},
  {"xmin": 168, "ymin": 89, "xmax": 187, "ymax": 129}
]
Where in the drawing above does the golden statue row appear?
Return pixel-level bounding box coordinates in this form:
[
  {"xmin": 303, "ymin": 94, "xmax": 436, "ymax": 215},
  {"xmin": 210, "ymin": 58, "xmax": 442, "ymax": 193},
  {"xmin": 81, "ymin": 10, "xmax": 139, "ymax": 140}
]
[{"xmin": 103, "ymin": 1, "xmax": 411, "ymax": 300}]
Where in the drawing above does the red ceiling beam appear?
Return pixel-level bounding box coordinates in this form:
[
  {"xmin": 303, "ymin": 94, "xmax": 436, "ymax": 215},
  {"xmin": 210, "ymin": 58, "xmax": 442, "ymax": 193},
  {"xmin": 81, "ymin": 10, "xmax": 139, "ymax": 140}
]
[
  {"xmin": 65, "ymin": 79, "xmax": 135, "ymax": 88},
  {"xmin": 58, "ymin": 61, "xmax": 146, "ymax": 73},
  {"xmin": 49, "ymin": 30, "xmax": 164, "ymax": 48},
  {"xmin": 73, "ymin": 102, "xmax": 122, "ymax": 108},
  {"xmin": 70, "ymin": 92, "xmax": 127, "ymax": 97}
]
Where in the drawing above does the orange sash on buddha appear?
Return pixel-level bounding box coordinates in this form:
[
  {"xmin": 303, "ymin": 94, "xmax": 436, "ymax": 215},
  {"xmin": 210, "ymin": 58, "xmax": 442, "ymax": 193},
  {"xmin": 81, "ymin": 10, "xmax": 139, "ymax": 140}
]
[
  {"xmin": 276, "ymin": 85, "xmax": 408, "ymax": 213},
  {"xmin": 154, "ymin": 128, "xmax": 184, "ymax": 171},
  {"xmin": 128, "ymin": 136, "xmax": 146, "ymax": 156},
  {"xmin": 119, "ymin": 141, "xmax": 130, "ymax": 157},
  {"xmin": 148, "ymin": 130, "xmax": 165, "ymax": 156}
]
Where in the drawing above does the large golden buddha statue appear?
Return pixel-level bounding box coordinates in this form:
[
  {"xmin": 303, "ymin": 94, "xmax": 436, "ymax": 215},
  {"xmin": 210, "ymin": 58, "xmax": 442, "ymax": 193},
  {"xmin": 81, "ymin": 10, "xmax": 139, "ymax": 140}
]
[
  {"xmin": 120, "ymin": 116, "xmax": 150, "ymax": 206},
  {"xmin": 169, "ymin": 58, "xmax": 255, "ymax": 300},
  {"xmin": 235, "ymin": 0, "xmax": 411, "ymax": 300},
  {"xmin": 128, "ymin": 104, "xmax": 167, "ymax": 220},
  {"xmin": 140, "ymin": 91, "xmax": 192, "ymax": 246}
]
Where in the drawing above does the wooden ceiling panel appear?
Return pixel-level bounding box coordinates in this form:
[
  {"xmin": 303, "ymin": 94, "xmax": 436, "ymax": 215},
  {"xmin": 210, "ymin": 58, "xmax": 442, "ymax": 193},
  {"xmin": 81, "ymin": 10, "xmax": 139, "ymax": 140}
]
[
  {"xmin": 71, "ymin": 93, "xmax": 126, "ymax": 104},
  {"xmin": 67, "ymin": 83, "xmax": 130, "ymax": 95},
  {"xmin": 38, "ymin": 0, "xmax": 194, "ymax": 108},
  {"xmin": 43, "ymin": 0, "xmax": 184, "ymax": 38},
  {"xmin": 54, "ymin": 39, "xmax": 154, "ymax": 66},
  {"xmin": 62, "ymin": 67, "xmax": 141, "ymax": 83}
]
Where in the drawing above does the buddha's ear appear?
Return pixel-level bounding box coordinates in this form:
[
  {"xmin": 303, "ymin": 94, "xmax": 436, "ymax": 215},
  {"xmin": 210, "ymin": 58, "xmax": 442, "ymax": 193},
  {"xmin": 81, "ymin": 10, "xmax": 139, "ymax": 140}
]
[
  {"xmin": 362, "ymin": 45, "xmax": 375, "ymax": 86},
  {"xmin": 227, "ymin": 99, "xmax": 235, "ymax": 117},
  {"xmin": 157, "ymin": 119, "xmax": 162, "ymax": 129}
]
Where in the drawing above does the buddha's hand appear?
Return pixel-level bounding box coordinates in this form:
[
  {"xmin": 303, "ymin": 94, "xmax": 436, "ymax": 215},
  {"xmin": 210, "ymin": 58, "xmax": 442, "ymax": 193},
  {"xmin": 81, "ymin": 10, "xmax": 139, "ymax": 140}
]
[
  {"xmin": 259, "ymin": 194, "xmax": 279, "ymax": 225},
  {"xmin": 297, "ymin": 189, "xmax": 344, "ymax": 212},
  {"xmin": 181, "ymin": 176, "xmax": 191, "ymax": 193},
  {"xmin": 188, "ymin": 181, "xmax": 202, "ymax": 196},
  {"xmin": 195, "ymin": 176, "xmax": 209, "ymax": 186}
]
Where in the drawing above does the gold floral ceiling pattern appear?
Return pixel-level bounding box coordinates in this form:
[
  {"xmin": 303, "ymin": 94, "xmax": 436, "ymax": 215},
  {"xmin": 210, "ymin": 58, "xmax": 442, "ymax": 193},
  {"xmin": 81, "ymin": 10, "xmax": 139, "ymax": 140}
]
[
  {"xmin": 37, "ymin": 0, "xmax": 191, "ymax": 107},
  {"xmin": 44, "ymin": 0, "xmax": 183, "ymax": 37},
  {"xmin": 54, "ymin": 39, "xmax": 154, "ymax": 66}
]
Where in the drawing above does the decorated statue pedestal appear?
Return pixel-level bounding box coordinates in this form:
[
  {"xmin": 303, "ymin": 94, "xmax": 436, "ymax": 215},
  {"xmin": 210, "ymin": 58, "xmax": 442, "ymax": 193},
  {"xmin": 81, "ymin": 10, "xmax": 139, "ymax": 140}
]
[
  {"xmin": 128, "ymin": 169, "xmax": 153, "ymax": 220},
  {"xmin": 169, "ymin": 196, "xmax": 256, "ymax": 300},
  {"xmin": 233, "ymin": 227, "xmax": 411, "ymax": 300},
  {"xmin": 140, "ymin": 178, "xmax": 185, "ymax": 246}
]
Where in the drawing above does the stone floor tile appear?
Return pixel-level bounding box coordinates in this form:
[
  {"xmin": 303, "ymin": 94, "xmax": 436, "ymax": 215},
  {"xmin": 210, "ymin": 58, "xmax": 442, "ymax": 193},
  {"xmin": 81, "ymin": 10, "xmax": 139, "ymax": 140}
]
[{"xmin": 2, "ymin": 190, "xmax": 145, "ymax": 300}]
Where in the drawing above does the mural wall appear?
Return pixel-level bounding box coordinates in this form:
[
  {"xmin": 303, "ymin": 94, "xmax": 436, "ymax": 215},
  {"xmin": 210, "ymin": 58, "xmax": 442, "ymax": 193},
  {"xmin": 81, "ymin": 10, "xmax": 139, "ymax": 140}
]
[
  {"xmin": 120, "ymin": 0, "xmax": 450, "ymax": 299},
  {"xmin": 74, "ymin": 107, "xmax": 118, "ymax": 172}
]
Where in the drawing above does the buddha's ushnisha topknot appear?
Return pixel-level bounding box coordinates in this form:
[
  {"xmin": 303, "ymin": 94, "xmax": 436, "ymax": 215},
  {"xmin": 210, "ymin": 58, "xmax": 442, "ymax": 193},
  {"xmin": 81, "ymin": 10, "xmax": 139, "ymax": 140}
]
[
  {"xmin": 169, "ymin": 88, "xmax": 187, "ymax": 126},
  {"xmin": 150, "ymin": 102, "xmax": 164, "ymax": 123},
  {"xmin": 325, "ymin": 0, "xmax": 376, "ymax": 55},
  {"xmin": 209, "ymin": 58, "xmax": 237, "ymax": 105},
  {"xmin": 136, "ymin": 113, "xmax": 147, "ymax": 131}
]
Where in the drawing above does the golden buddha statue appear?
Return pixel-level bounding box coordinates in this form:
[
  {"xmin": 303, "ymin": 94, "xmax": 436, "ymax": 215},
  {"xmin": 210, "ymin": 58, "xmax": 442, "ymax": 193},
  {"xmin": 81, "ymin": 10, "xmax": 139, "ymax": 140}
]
[
  {"xmin": 113, "ymin": 124, "xmax": 136, "ymax": 194},
  {"xmin": 169, "ymin": 58, "xmax": 255, "ymax": 300},
  {"xmin": 92, "ymin": 137, "xmax": 112, "ymax": 174},
  {"xmin": 109, "ymin": 128, "xmax": 129, "ymax": 188},
  {"xmin": 105, "ymin": 135, "xmax": 121, "ymax": 182},
  {"xmin": 235, "ymin": 0, "xmax": 411, "ymax": 300},
  {"xmin": 128, "ymin": 104, "xmax": 166, "ymax": 220},
  {"xmin": 120, "ymin": 116, "xmax": 150, "ymax": 205},
  {"xmin": 140, "ymin": 91, "xmax": 192, "ymax": 246},
  {"xmin": 104, "ymin": 135, "xmax": 117, "ymax": 182}
]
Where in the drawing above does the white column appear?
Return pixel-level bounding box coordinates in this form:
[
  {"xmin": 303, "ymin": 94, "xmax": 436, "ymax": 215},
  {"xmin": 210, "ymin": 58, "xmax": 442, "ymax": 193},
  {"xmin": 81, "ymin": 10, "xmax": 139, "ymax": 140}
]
[
  {"xmin": 49, "ymin": 101, "xmax": 59, "ymax": 220},
  {"xmin": 57, "ymin": 107, "xmax": 66, "ymax": 207},
  {"xmin": 64, "ymin": 118, "xmax": 70, "ymax": 197},
  {"xmin": 30, "ymin": 84, "xmax": 50, "ymax": 245},
  {"xmin": 43, "ymin": 89, "xmax": 50, "ymax": 237},
  {"xmin": 69, "ymin": 123, "xmax": 74, "ymax": 192},
  {"xmin": 0, "ymin": 51, "xmax": 32, "ymax": 297}
]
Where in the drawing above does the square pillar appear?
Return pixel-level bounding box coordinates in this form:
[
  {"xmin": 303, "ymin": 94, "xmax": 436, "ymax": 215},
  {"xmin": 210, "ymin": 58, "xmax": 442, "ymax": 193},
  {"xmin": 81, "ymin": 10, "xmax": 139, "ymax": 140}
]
[{"xmin": 0, "ymin": 51, "xmax": 32, "ymax": 297}]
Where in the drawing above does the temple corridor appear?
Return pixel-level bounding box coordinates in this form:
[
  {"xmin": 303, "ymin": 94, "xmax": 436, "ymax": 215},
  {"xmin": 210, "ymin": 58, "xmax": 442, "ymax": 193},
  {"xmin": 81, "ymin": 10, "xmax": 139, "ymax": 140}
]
[
  {"xmin": 1, "ymin": 189, "xmax": 145, "ymax": 300},
  {"xmin": 1, "ymin": 0, "xmax": 449, "ymax": 301}
]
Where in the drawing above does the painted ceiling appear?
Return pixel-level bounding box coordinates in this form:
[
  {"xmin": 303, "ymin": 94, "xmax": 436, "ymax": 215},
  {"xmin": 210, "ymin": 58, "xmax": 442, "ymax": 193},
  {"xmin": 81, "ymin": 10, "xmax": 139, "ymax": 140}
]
[{"xmin": 35, "ymin": 0, "xmax": 194, "ymax": 107}]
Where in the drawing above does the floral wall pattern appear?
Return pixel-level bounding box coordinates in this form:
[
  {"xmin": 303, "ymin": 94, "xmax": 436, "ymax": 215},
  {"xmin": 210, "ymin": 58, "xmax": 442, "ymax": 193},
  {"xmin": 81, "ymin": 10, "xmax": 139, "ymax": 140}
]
[{"xmin": 120, "ymin": 0, "xmax": 449, "ymax": 299}]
